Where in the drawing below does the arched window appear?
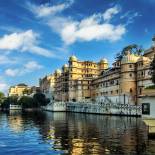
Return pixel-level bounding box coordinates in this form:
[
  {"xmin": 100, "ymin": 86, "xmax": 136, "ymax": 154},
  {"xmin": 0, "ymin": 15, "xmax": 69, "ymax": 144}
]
[
  {"xmin": 129, "ymin": 73, "xmax": 132, "ymax": 77},
  {"xmin": 130, "ymin": 88, "xmax": 133, "ymax": 93},
  {"xmin": 129, "ymin": 64, "xmax": 132, "ymax": 68},
  {"xmin": 139, "ymin": 88, "xmax": 142, "ymax": 94}
]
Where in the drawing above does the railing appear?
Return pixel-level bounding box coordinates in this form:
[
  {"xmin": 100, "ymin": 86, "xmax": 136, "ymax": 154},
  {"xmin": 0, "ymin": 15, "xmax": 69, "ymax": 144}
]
[
  {"xmin": 104, "ymin": 96, "xmax": 111, "ymax": 103},
  {"xmin": 67, "ymin": 101, "xmax": 141, "ymax": 116}
]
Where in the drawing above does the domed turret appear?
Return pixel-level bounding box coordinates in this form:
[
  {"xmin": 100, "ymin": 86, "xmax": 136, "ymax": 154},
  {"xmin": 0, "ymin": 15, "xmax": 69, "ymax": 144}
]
[
  {"xmin": 99, "ymin": 58, "xmax": 108, "ymax": 70},
  {"xmin": 55, "ymin": 69, "xmax": 61, "ymax": 75},
  {"xmin": 69, "ymin": 55, "xmax": 78, "ymax": 62},
  {"xmin": 100, "ymin": 58, "xmax": 108, "ymax": 64},
  {"xmin": 121, "ymin": 52, "xmax": 139, "ymax": 64},
  {"xmin": 62, "ymin": 64, "xmax": 69, "ymax": 72},
  {"xmin": 63, "ymin": 64, "xmax": 68, "ymax": 68}
]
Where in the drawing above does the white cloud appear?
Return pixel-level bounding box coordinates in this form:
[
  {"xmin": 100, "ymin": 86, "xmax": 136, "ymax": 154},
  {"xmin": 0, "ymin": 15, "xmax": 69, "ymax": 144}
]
[
  {"xmin": 5, "ymin": 61, "xmax": 43, "ymax": 77},
  {"xmin": 120, "ymin": 11, "xmax": 142, "ymax": 26},
  {"xmin": 29, "ymin": 3, "xmax": 125, "ymax": 45},
  {"xmin": 0, "ymin": 55, "xmax": 17, "ymax": 65},
  {"xmin": 103, "ymin": 6, "xmax": 120, "ymax": 22},
  {"xmin": 27, "ymin": 1, "xmax": 73, "ymax": 17},
  {"xmin": 0, "ymin": 82, "xmax": 8, "ymax": 93},
  {"xmin": 24, "ymin": 61, "xmax": 43, "ymax": 70},
  {"xmin": 48, "ymin": 14, "xmax": 126, "ymax": 45},
  {"xmin": 126, "ymin": 12, "xmax": 142, "ymax": 25},
  {"xmin": 29, "ymin": 46, "xmax": 55, "ymax": 57},
  {"xmin": 0, "ymin": 30, "xmax": 36, "ymax": 50},
  {"xmin": 5, "ymin": 69, "xmax": 19, "ymax": 77},
  {"xmin": 0, "ymin": 30, "xmax": 55, "ymax": 57}
]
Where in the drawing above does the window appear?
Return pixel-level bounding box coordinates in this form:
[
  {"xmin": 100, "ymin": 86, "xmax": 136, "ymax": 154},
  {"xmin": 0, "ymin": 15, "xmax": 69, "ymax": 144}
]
[
  {"xmin": 129, "ymin": 64, "xmax": 132, "ymax": 68},
  {"xmin": 142, "ymin": 103, "xmax": 150, "ymax": 115},
  {"xmin": 130, "ymin": 88, "xmax": 133, "ymax": 93},
  {"xmin": 116, "ymin": 80, "xmax": 119, "ymax": 85},
  {"xmin": 129, "ymin": 73, "xmax": 132, "ymax": 77}
]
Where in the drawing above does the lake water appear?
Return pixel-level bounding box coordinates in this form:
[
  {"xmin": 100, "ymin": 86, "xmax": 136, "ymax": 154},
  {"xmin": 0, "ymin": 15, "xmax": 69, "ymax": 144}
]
[{"xmin": 0, "ymin": 110, "xmax": 155, "ymax": 155}]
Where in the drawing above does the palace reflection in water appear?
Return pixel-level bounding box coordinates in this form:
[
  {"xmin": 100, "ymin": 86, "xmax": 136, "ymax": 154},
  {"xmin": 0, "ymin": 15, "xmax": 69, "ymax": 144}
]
[{"xmin": 0, "ymin": 111, "xmax": 155, "ymax": 155}]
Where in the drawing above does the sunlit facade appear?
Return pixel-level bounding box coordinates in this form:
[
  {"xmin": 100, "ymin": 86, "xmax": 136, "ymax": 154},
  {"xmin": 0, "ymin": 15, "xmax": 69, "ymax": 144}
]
[
  {"xmin": 40, "ymin": 37, "xmax": 155, "ymax": 105},
  {"xmin": 39, "ymin": 74, "xmax": 55, "ymax": 100},
  {"xmin": 46, "ymin": 56, "xmax": 109, "ymax": 102},
  {"xmin": 8, "ymin": 83, "xmax": 31, "ymax": 97}
]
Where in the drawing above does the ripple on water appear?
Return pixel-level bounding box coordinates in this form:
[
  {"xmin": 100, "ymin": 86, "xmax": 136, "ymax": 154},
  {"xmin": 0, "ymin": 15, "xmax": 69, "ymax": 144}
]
[{"xmin": 0, "ymin": 111, "xmax": 154, "ymax": 155}]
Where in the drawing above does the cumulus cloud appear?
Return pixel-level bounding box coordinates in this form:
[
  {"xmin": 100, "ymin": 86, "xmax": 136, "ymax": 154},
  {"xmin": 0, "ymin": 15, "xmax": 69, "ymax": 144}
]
[
  {"xmin": 24, "ymin": 61, "xmax": 43, "ymax": 70},
  {"xmin": 28, "ymin": 3, "xmax": 126, "ymax": 45},
  {"xmin": 5, "ymin": 69, "xmax": 19, "ymax": 77},
  {"xmin": 47, "ymin": 13, "xmax": 125, "ymax": 45},
  {"xmin": 0, "ymin": 30, "xmax": 36, "ymax": 50},
  {"xmin": 5, "ymin": 61, "xmax": 43, "ymax": 77},
  {"xmin": 0, "ymin": 30, "xmax": 54, "ymax": 57},
  {"xmin": 27, "ymin": 0, "xmax": 74, "ymax": 17},
  {"xmin": 103, "ymin": 5, "xmax": 120, "ymax": 22}
]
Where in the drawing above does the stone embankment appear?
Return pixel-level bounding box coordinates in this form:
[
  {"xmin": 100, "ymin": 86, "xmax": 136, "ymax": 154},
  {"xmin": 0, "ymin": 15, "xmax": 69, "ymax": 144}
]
[{"xmin": 43, "ymin": 101, "xmax": 142, "ymax": 116}]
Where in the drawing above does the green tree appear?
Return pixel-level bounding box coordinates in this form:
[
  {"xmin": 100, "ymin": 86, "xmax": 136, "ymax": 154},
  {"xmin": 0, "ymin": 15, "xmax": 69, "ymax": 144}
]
[
  {"xmin": 18, "ymin": 96, "xmax": 35, "ymax": 109},
  {"xmin": 150, "ymin": 55, "xmax": 155, "ymax": 85},
  {"xmin": 1, "ymin": 96, "xmax": 19, "ymax": 110},
  {"xmin": 9, "ymin": 96, "xmax": 18, "ymax": 105},
  {"xmin": 0, "ymin": 92, "xmax": 5, "ymax": 105},
  {"xmin": 1, "ymin": 97, "xmax": 10, "ymax": 109},
  {"xmin": 33, "ymin": 92, "xmax": 49, "ymax": 107},
  {"xmin": 122, "ymin": 44, "xmax": 144, "ymax": 56},
  {"xmin": 115, "ymin": 44, "xmax": 144, "ymax": 61}
]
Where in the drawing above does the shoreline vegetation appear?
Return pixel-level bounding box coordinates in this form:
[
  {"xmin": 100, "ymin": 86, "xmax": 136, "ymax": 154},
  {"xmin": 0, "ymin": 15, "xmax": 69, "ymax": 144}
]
[{"xmin": 0, "ymin": 91, "xmax": 50, "ymax": 111}]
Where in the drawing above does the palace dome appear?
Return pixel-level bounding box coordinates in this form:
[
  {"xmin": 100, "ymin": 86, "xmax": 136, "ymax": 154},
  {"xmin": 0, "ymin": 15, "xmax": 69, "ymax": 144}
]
[
  {"xmin": 121, "ymin": 52, "xmax": 139, "ymax": 64},
  {"xmin": 62, "ymin": 64, "xmax": 69, "ymax": 71},
  {"xmin": 55, "ymin": 69, "xmax": 61, "ymax": 74},
  {"xmin": 62, "ymin": 64, "xmax": 68, "ymax": 69},
  {"xmin": 100, "ymin": 58, "xmax": 108, "ymax": 64},
  {"xmin": 69, "ymin": 55, "xmax": 78, "ymax": 61}
]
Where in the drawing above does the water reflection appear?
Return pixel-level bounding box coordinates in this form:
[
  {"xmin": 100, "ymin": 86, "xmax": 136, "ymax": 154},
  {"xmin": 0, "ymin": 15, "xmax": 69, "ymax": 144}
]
[{"xmin": 0, "ymin": 111, "xmax": 154, "ymax": 155}]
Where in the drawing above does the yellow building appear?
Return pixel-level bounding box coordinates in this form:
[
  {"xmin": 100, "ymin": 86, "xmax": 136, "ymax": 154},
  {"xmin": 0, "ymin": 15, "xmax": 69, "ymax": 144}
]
[
  {"xmin": 92, "ymin": 37, "xmax": 155, "ymax": 105},
  {"xmin": 9, "ymin": 83, "xmax": 30, "ymax": 97},
  {"xmin": 40, "ymin": 37, "xmax": 155, "ymax": 105},
  {"xmin": 39, "ymin": 74, "xmax": 55, "ymax": 100},
  {"xmin": 52, "ymin": 56, "xmax": 108, "ymax": 102}
]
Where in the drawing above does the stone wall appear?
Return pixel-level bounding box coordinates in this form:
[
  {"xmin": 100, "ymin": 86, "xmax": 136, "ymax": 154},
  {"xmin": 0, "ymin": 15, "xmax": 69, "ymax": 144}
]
[{"xmin": 66, "ymin": 102, "xmax": 141, "ymax": 116}]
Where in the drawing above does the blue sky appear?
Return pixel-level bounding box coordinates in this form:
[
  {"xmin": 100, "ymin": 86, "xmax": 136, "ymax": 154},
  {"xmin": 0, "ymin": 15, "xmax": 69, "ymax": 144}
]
[{"xmin": 0, "ymin": 0, "xmax": 154, "ymax": 94}]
